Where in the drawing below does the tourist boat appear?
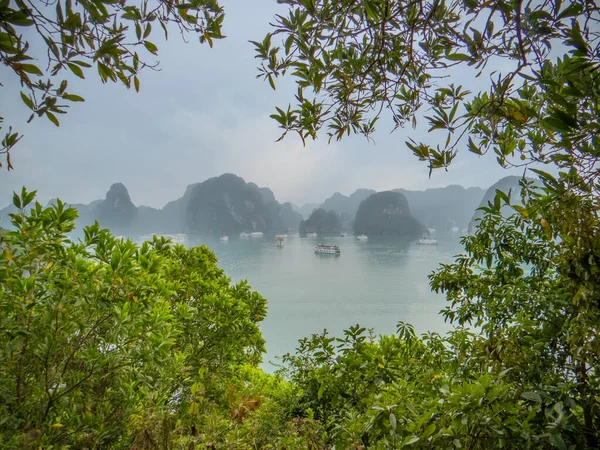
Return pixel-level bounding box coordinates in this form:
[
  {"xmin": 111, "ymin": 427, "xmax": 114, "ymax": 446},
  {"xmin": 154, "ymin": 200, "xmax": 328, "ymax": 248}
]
[
  {"xmin": 275, "ymin": 236, "xmax": 284, "ymax": 248},
  {"xmin": 220, "ymin": 235, "xmax": 229, "ymax": 242},
  {"xmin": 356, "ymin": 234, "xmax": 368, "ymax": 240},
  {"xmin": 306, "ymin": 232, "xmax": 318, "ymax": 238},
  {"xmin": 417, "ymin": 232, "xmax": 438, "ymax": 245},
  {"xmin": 240, "ymin": 231, "xmax": 264, "ymax": 238},
  {"xmin": 314, "ymin": 243, "xmax": 340, "ymax": 255}
]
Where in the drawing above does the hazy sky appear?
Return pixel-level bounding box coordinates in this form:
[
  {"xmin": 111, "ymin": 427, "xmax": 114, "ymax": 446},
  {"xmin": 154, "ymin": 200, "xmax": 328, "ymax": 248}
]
[{"xmin": 0, "ymin": 0, "xmax": 525, "ymax": 208}]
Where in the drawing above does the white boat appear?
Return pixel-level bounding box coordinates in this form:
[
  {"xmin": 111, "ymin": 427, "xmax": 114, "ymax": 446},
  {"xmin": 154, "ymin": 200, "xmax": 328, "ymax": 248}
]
[
  {"xmin": 240, "ymin": 231, "xmax": 264, "ymax": 238},
  {"xmin": 220, "ymin": 235, "xmax": 229, "ymax": 242},
  {"xmin": 417, "ymin": 232, "xmax": 438, "ymax": 245},
  {"xmin": 356, "ymin": 234, "xmax": 368, "ymax": 240},
  {"xmin": 306, "ymin": 232, "xmax": 318, "ymax": 238},
  {"xmin": 275, "ymin": 234, "xmax": 288, "ymax": 239},
  {"xmin": 314, "ymin": 243, "xmax": 340, "ymax": 254}
]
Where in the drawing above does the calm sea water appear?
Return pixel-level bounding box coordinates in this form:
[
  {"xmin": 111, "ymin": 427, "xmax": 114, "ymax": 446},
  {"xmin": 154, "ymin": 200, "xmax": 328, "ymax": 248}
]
[{"xmin": 134, "ymin": 233, "xmax": 465, "ymax": 370}]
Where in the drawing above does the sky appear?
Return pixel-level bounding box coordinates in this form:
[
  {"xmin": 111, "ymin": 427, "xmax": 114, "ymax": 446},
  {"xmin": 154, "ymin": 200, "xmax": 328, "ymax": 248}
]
[{"xmin": 0, "ymin": 0, "xmax": 525, "ymax": 209}]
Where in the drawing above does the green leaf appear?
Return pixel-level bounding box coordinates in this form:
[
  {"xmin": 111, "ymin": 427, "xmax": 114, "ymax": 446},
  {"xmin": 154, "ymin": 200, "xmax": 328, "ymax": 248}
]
[
  {"xmin": 19, "ymin": 64, "xmax": 43, "ymax": 76},
  {"xmin": 541, "ymin": 116, "xmax": 572, "ymax": 133},
  {"xmin": 20, "ymin": 92, "xmax": 34, "ymax": 110},
  {"xmin": 67, "ymin": 63, "xmax": 85, "ymax": 79},
  {"xmin": 46, "ymin": 111, "xmax": 60, "ymax": 127},
  {"xmin": 446, "ymin": 53, "xmax": 472, "ymax": 61},
  {"xmin": 521, "ymin": 391, "xmax": 542, "ymax": 403},
  {"xmin": 423, "ymin": 423, "xmax": 436, "ymax": 437},
  {"xmin": 63, "ymin": 94, "xmax": 85, "ymax": 102},
  {"xmin": 144, "ymin": 40, "xmax": 158, "ymax": 55},
  {"xmin": 389, "ymin": 412, "xmax": 397, "ymax": 431},
  {"xmin": 405, "ymin": 435, "xmax": 420, "ymax": 445}
]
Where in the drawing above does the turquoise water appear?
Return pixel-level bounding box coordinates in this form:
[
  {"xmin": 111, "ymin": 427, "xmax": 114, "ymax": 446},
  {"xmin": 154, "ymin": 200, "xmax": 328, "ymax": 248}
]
[{"xmin": 136, "ymin": 233, "xmax": 465, "ymax": 370}]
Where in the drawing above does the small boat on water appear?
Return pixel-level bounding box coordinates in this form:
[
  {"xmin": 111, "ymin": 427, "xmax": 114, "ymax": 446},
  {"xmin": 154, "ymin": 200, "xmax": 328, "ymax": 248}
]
[
  {"xmin": 417, "ymin": 232, "xmax": 438, "ymax": 245},
  {"xmin": 276, "ymin": 234, "xmax": 288, "ymax": 239},
  {"xmin": 275, "ymin": 236, "xmax": 284, "ymax": 248},
  {"xmin": 306, "ymin": 232, "xmax": 318, "ymax": 238},
  {"xmin": 240, "ymin": 231, "xmax": 264, "ymax": 238},
  {"xmin": 356, "ymin": 234, "xmax": 368, "ymax": 240},
  {"xmin": 220, "ymin": 235, "xmax": 229, "ymax": 242},
  {"xmin": 314, "ymin": 243, "xmax": 340, "ymax": 255}
]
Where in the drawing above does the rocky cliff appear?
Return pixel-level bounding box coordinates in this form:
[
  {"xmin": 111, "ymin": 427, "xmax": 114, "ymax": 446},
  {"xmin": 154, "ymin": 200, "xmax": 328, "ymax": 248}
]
[
  {"xmin": 354, "ymin": 191, "xmax": 424, "ymax": 236},
  {"xmin": 299, "ymin": 208, "xmax": 341, "ymax": 234}
]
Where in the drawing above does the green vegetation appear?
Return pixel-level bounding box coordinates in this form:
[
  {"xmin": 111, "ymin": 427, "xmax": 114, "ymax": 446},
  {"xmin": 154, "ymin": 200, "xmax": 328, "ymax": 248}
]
[
  {"xmin": 354, "ymin": 191, "xmax": 424, "ymax": 236},
  {"xmin": 2, "ymin": 0, "xmax": 600, "ymax": 448}
]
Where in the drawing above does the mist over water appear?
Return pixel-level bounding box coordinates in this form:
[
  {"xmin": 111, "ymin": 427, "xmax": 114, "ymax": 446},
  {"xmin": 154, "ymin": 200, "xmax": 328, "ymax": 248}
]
[{"xmin": 134, "ymin": 232, "xmax": 464, "ymax": 371}]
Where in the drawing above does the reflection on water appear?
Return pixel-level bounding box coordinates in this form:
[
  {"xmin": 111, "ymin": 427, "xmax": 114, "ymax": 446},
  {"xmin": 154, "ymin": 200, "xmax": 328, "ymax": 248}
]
[{"xmin": 131, "ymin": 232, "xmax": 465, "ymax": 370}]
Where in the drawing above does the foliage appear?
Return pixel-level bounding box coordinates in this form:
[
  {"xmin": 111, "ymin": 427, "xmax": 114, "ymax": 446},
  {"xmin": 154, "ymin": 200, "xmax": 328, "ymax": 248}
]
[
  {"xmin": 256, "ymin": 0, "xmax": 600, "ymax": 177},
  {"xmin": 0, "ymin": 0, "xmax": 224, "ymax": 169},
  {"xmin": 0, "ymin": 188, "xmax": 267, "ymax": 448}
]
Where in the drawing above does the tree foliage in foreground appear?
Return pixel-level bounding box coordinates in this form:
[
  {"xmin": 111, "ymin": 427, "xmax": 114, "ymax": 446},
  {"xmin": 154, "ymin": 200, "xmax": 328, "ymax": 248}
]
[
  {"xmin": 255, "ymin": 0, "xmax": 600, "ymax": 178},
  {"xmin": 0, "ymin": 189, "xmax": 270, "ymax": 448},
  {"xmin": 0, "ymin": 0, "xmax": 224, "ymax": 169}
]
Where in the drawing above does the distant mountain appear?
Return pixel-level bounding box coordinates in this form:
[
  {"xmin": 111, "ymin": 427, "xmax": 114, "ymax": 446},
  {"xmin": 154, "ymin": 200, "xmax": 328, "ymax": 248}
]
[
  {"xmin": 297, "ymin": 203, "xmax": 321, "ymax": 220},
  {"xmin": 0, "ymin": 203, "xmax": 17, "ymax": 229},
  {"xmin": 93, "ymin": 183, "xmax": 139, "ymax": 231},
  {"xmin": 279, "ymin": 202, "xmax": 303, "ymax": 231},
  {"xmin": 299, "ymin": 208, "xmax": 341, "ymax": 234},
  {"xmin": 468, "ymin": 176, "xmax": 528, "ymax": 233},
  {"xmin": 354, "ymin": 191, "xmax": 424, "ymax": 236},
  {"xmin": 248, "ymin": 182, "xmax": 276, "ymax": 204},
  {"xmin": 319, "ymin": 189, "xmax": 376, "ymax": 230},
  {"xmin": 393, "ymin": 185, "xmax": 484, "ymax": 232},
  {"xmin": 165, "ymin": 173, "xmax": 286, "ymax": 234}
]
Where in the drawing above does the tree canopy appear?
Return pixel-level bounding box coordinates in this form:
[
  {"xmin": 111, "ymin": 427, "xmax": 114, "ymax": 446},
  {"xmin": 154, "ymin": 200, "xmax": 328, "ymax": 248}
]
[
  {"xmin": 255, "ymin": 0, "xmax": 600, "ymax": 181},
  {"xmin": 2, "ymin": 0, "xmax": 600, "ymax": 448},
  {"xmin": 0, "ymin": 0, "xmax": 224, "ymax": 169}
]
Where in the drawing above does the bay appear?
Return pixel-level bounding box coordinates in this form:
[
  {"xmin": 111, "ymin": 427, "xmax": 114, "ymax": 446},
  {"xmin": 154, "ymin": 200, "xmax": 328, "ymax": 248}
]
[{"xmin": 134, "ymin": 233, "xmax": 465, "ymax": 371}]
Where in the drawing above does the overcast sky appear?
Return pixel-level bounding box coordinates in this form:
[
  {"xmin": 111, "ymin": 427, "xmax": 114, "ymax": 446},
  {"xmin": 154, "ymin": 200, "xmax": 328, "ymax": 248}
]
[{"xmin": 0, "ymin": 0, "xmax": 525, "ymax": 209}]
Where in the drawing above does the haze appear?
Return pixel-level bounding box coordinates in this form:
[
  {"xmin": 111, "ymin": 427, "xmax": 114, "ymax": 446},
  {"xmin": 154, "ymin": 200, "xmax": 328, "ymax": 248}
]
[{"xmin": 0, "ymin": 0, "xmax": 523, "ymax": 208}]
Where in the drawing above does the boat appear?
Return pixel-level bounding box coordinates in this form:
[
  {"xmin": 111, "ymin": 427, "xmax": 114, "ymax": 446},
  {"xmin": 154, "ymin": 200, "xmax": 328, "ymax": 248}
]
[
  {"xmin": 417, "ymin": 232, "xmax": 438, "ymax": 245},
  {"xmin": 340, "ymin": 232, "xmax": 347, "ymax": 237},
  {"xmin": 356, "ymin": 234, "xmax": 368, "ymax": 240},
  {"xmin": 314, "ymin": 243, "xmax": 340, "ymax": 255},
  {"xmin": 275, "ymin": 234, "xmax": 288, "ymax": 239},
  {"xmin": 275, "ymin": 236, "xmax": 284, "ymax": 248},
  {"xmin": 240, "ymin": 231, "xmax": 264, "ymax": 238},
  {"xmin": 220, "ymin": 235, "xmax": 229, "ymax": 242},
  {"xmin": 306, "ymin": 232, "xmax": 318, "ymax": 238}
]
